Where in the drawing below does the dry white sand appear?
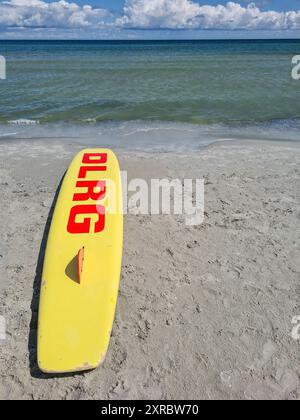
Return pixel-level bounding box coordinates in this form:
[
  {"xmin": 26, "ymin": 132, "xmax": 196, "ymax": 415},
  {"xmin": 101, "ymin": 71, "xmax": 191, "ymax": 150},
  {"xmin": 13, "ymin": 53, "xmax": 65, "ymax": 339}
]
[{"xmin": 0, "ymin": 139, "xmax": 299, "ymax": 400}]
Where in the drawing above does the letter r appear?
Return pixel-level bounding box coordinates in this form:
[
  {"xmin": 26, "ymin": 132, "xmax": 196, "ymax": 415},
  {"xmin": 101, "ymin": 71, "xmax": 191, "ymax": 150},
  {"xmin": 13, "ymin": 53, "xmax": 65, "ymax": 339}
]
[{"xmin": 73, "ymin": 181, "xmax": 106, "ymax": 202}]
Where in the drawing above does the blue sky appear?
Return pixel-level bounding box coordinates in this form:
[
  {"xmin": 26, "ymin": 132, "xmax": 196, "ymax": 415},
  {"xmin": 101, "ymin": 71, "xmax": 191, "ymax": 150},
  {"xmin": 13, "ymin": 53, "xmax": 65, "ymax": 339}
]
[{"xmin": 0, "ymin": 0, "xmax": 300, "ymax": 39}]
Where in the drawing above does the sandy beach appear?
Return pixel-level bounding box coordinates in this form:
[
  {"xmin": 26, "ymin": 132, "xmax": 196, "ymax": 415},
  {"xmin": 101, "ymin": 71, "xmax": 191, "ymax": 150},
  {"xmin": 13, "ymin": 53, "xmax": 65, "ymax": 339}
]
[{"xmin": 0, "ymin": 138, "xmax": 299, "ymax": 400}]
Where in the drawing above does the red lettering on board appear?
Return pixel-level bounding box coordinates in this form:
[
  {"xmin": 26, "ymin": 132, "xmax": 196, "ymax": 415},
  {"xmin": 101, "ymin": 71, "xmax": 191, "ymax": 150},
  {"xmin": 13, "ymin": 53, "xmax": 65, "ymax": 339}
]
[
  {"xmin": 67, "ymin": 205, "xmax": 105, "ymax": 234},
  {"xmin": 73, "ymin": 181, "xmax": 106, "ymax": 202},
  {"xmin": 78, "ymin": 166, "xmax": 107, "ymax": 179},
  {"xmin": 82, "ymin": 153, "xmax": 107, "ymax": 165},
  {"xmin": 67, "ymin": 152, "xmax": 108, "ymax": 234}
]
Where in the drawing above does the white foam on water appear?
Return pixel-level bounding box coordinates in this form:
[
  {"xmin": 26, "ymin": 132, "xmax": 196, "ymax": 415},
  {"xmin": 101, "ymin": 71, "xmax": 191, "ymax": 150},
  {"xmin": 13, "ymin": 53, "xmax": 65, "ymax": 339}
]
[
  {"xmin": 8, "ymin": 119, "xmax": 40, "ymax": 126},
  {"xmin": 0, "ymin": 132, "xmax": 18, "ymax": 137},
  {"xmin": 81, "ymin": 118, "xmax": 98, "ymax": 124},
  {"xmin": 0, "ymin": 120, "xmax": 299, "ymax": 152}
]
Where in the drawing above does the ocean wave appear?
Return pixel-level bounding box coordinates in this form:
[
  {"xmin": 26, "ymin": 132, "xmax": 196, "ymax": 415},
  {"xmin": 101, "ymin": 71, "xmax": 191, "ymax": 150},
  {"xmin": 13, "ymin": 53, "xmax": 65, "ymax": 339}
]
[
  {"xmin": 0, "ymin": 132, "xmax": 18, "ymax": 138},
  {"xmin": 81, "ymin": 118, "xmax": 98, "ymax": 124},
  {"xmin": 8, "ymin": 119, "xmax": 40, "ymax": 126},
  {"xmin": 0, "ymin": 120, "xmax": 299, "ymax": 153}
]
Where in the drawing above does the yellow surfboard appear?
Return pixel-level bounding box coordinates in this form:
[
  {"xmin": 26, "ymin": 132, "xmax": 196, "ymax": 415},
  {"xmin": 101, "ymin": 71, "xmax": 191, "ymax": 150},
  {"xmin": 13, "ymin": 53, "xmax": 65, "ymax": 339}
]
[{"xmin": 38, "ymin": 149, "xmax": 123, "ymax": 374}]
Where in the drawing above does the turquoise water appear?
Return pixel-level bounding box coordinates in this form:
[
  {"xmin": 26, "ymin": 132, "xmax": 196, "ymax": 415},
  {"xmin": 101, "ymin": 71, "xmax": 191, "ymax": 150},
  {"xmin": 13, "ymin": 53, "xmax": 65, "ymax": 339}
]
[{"xmin": 0, "ymin": 40, "xmax": 299, "ymax": 148}]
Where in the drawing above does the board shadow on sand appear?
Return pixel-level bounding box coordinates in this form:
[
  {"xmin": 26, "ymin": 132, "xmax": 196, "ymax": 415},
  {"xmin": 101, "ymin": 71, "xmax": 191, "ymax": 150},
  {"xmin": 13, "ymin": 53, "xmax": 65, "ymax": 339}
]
[
  {"xmin": 28, "ymin": 175, "xmax": 63, "ymax": 379},
  {"xmin": 28, "ymin": 173, "xmax": 83, "ymax": 379}
]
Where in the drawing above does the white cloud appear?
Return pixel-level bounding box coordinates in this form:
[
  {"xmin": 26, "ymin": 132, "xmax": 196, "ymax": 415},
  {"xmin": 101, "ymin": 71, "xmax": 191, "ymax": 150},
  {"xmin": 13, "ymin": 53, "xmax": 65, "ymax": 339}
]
[
  {"xmin": 0, "ymin": 0, "xmax": 300, "ymax": 34},
  {"xmin": 0, "ymin": 0, "xmax": 109, "ymax": 29},
  {"xmin": 117, "ymin": 0, "xmax": 300, "ymax": 31}
]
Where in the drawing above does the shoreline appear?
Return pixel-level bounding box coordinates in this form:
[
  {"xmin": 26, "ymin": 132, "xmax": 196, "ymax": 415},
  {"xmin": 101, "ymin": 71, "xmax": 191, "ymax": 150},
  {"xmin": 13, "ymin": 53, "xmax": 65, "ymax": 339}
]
[
  {"xmin": 1, "ymin": 136, "xmax": 300, "ymax": 155},
  {"xmin": 1, "ymin": 118, "xmax": 300, "ymax": 153},
  {"xmin": 0, "ymin": 138, "xmax": 299, "ymax": 399}
]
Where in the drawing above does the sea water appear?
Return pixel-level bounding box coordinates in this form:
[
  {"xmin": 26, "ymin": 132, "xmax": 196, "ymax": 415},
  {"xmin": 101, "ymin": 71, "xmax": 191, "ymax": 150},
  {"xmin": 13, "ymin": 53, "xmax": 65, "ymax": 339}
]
[{"xmin": 0, "ymin": 40, "xmax": 299, "ymax": 150}]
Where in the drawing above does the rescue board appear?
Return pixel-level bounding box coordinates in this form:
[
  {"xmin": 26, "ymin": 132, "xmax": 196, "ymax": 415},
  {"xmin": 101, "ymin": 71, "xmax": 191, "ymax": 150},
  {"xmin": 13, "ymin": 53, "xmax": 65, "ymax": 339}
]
[{"xmin": 38, "ymin": 149, "xmax": 123, "ymax": 374}]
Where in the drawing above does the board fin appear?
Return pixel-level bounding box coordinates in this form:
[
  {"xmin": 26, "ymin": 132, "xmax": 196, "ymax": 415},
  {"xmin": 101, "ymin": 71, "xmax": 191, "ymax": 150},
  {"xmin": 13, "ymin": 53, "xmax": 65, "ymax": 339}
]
[{"xmin": 77, "ymin": 247, "xmax": 85, "ymax": 284}]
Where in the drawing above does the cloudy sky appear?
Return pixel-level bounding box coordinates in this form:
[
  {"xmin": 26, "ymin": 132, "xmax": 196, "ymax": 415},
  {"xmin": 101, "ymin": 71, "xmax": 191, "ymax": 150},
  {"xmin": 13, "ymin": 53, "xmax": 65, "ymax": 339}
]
[{"xmin": 0, "ymin": 0, "xmax": 300, "ymax": 39}]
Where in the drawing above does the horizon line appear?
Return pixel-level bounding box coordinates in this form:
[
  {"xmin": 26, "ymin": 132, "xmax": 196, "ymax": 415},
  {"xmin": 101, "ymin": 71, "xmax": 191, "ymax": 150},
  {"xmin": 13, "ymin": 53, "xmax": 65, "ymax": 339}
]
[{"xmin": 1, "ymin": 38, "xmax": 300, "ymax": 42}]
